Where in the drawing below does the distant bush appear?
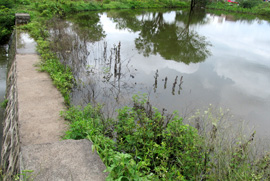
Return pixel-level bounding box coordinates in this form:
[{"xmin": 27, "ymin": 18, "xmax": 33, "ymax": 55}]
[
  {"xmin": 0, "ymin": 0, "xmax": 14, "ymax": 8},
  {"xmin": 207, "ymin": 1, "xmax": 270, "ymax": 16},
  {"xmin": 239, "ymin": 0, "xmax": 261, "ymax": 9},
  {"xmin": 254, "ymin": 2, "xmax": 270, "ymax": 15},
  {"xmin": 0, "ymin": 5, "xmax": 15, "ymax": 44}
]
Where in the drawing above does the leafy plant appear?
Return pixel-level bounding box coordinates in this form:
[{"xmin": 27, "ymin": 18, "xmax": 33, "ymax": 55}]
[
  {"xmin": 238, "ymin": 0, "xmax": 261, "ymax": 9},
  {"xmin": 62, "ymin": 94, "xmax": 205, "ymax": 180},
  {"xmin": 21, "ymin": 21, "xmax": 74, "ymax": 106},
  {"xmin": 61, "ymin": 95, "xmax": 270, "ymax": 180},
  {"xmin": 187, "ymin": 106, "xmax": 270, "ymax": 180},
  {"xmin": 1, "ymin": 99, "xmax": 8, "ymax": 109},
  {"xmin": 14, "ymin": 170, "xmax": 34, "ymax": 181},
  {"xmin": 115, "ymin": 94, "xmax": 204, "ymax": 179},
  {"xmin": 0, "ymin": 168, "xmax": 33, "ymax": 181},
  {"xmin": 0, "ymin": 5, "xmax": 15, "ymax": 43}
]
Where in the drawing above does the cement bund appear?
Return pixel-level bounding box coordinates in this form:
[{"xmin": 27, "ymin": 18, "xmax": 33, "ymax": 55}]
[{"xmin": 1, "ymin": 17, "xmax": 107, "ymax": 180}]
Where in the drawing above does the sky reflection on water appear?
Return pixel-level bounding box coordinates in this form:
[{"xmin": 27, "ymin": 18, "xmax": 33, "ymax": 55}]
[{"xmin": 53, "ymin": 10, "xmax": 270, "ymax": 139}]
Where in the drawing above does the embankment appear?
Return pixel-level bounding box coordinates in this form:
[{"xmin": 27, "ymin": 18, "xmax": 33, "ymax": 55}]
[{"xmin": 1, "ymin": 14, "xmax": 107, "ymax": 180}]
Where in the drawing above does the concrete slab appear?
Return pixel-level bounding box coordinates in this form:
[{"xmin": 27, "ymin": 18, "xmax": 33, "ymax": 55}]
[
  {"xmin": 14, "ymin": 30, "xmax": 108, "ymax": 180},
  {"xmin": 16, "ymin": 54, "xmax": 67, "ymax": 146},
  {"xmin": 15, "ymin": 13, "xmax": 30, "ymax": 25},
  {"xmin": 20, "ymin": 139, "xmax": 107, "ymax": 181}
]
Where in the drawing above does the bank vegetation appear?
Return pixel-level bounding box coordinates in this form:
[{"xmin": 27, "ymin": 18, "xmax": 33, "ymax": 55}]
[{"xmin": 1, "ymin": 0, "xmax": 270, "ymax": 44}]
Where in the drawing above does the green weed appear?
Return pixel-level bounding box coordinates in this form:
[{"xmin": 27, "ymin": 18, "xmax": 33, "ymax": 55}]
[
  {"xmin": 187, "ymin": 105, "xmax": 270, "ymax": 180},
  {"xmin": 21, "ymin": 21, "xmax": 75, "ymax": 106},
  {"xmin": 0, "ymin": 4, "xmax": 15, "ymax": 43},
  {"xmin": 0, "ymin": 168, "xmax": 33, "ymax": 181},
  {"xmin": 206, "ymin": 1, "xmax": 270, "ymax": 15},
  {"xmin": 63, "ymin": 96, "xmax": 183, "ymax": 179},
  {"xmin": 1, "ymin": 99, "xmax": 8, "ymax": 109},
  {"xmin": 61, "ymin": 95, "xmax": 270, "ymax": 180}
]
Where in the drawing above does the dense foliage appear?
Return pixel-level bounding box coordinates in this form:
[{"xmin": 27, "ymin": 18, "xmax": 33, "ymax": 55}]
[
  {"xmin": 62, "ymin": 95, "xmax": 204, "ymax": 180},
  {"xmin": 61, "ymin": 95, "xmax": 270, "ymax": 180},
  {"xmin": 207, "ymin": 0, "xmax": 270, "ymax": 15},
  {"xmin": 0, "ymin": 0, "xmax": 15, "ymax": 44}
]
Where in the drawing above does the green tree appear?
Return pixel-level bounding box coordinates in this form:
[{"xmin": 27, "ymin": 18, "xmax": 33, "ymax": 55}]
[
  {"xmin": 0, "ymin": 0, "xmax": 15, "ymax": 44},
  {"xmin": 190, "ymin": 0, "xmax": 209, "ymax": 10}
]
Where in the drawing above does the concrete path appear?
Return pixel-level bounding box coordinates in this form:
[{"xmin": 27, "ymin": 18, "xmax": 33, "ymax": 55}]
[
  {"xmin": 21, "ymin": 139, "xmax": 107, "ymax": 181},
  {"xmin": 17, "ymin": 54, "xmax": 67, "ymax": 146},
  {"xmin": 16, "ymin": 30, "xmax": 107, "ymax": 180}
]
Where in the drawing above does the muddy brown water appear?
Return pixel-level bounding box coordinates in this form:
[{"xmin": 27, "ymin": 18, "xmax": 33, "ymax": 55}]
[{"xmin": 47, "ymin": 9, "xmax": 270, "ymax": 141}]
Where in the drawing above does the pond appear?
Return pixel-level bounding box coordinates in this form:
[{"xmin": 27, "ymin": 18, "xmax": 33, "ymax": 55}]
[{"xmin": 48, "ymin": 9, "xmax": 270, "ymax": 140}]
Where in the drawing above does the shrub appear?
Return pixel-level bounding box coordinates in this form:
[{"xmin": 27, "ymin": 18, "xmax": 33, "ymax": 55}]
[
  {"xmin": 61, "ymin": 96, "xmax": 270, "ymax": 180},
  {"xmin": 0, "ymin": 5, "xmax": 15, "ymax": 43},
  {"xmin": 0, "ymin": 0, "xmax": 14, "ymax": 8},
  {"xmin": 187, "ymin": 106, "xmax": 270, "ymax": 180},
  {"xmin": 115, "ymin": 94, "xmax": 204, "ymax": 179},
  {"xmin": 254, "ymin": 2, "xmax": 270, "ymax": 15},
  {"xmin": 16, "ymin": 0, "xmax": 31, "ymax": 5},
  {"xmin": 239, "ymin": 0, "xmax": 261, "ymax": 9},
  {"xmin": 1, "ymin": 99, "xmax": 8, "ymax": 109},
  {"xmin": 62, "ymin": 94, "xmax": 205, "ymax": 180}
]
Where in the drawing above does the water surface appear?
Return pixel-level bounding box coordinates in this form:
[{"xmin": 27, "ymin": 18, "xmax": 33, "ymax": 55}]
[
  {"xmin": 49, "ymin": 9, "xmax": 270, "ymax": 139},
  {"xmin": 0, "ymin": 45, "xmax": 8, "ymax": 152}
]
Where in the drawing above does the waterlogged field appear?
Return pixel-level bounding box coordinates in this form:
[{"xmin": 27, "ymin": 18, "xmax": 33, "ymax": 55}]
[{"xmin": 48, "ymin": 9, "xmax": 270, "ymax": 140}]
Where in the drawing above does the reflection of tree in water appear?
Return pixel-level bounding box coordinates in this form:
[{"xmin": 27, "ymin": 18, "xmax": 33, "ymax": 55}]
[
  {"xmin": 68, "ymin": 12, "xmax": 106, "ymax": 42},
  {"xmin": 48, "ymin": 12, "xmax": 106, "ymax": 75},
  {"xmin": 48, "ymin": 18, "xmax": 89, "ymax": 75},
  {"xmin": 110, "ymin": 10, "xmax": 212, "ymax": 64},
  {"xmin": 107, "ymin": 10, "xmax": 142, "ymax": 32},
  {"xmin": 47, "ymin": 10, "xmax": 212, "ymax": 117},
  {"xmin": 48, "ymin": 17, "xmax": 137, "ymax": 117},
  {"xmin": 135, "ymin": 10, "xmax": 211, "ymax": 64}
]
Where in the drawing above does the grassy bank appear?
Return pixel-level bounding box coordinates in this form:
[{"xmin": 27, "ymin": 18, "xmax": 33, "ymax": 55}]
[
  {"xmin": 2, "ymin": 0, "xmax": 188, "ymax": 44},
  {"xmin": 61, "ymin": 95, "xmax": 270, "ymax": 180},
  {"xmin": 13, "ymin": 0, "xmax": 189, "ymax": 19},
  {"xmin": 1, "ymin": 0, "xmax": 270, "ymax": 43},
  {"xmin": 206, "ymin": 1, "xmax": 270, "ymax": 16}
]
